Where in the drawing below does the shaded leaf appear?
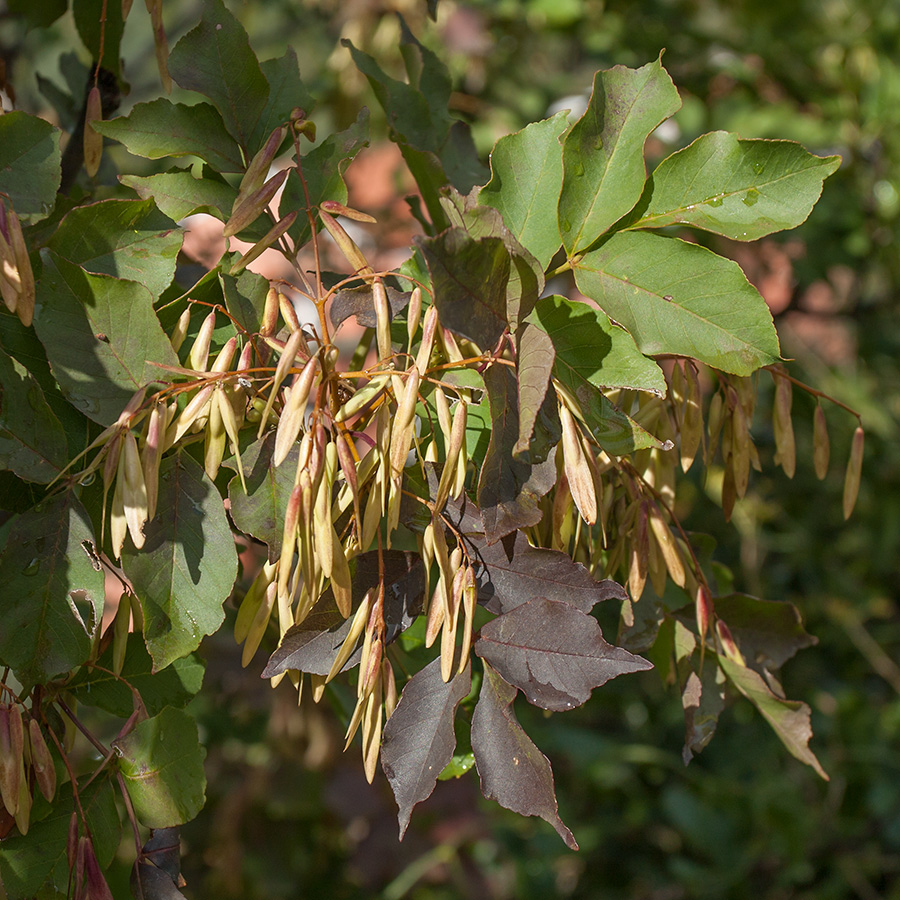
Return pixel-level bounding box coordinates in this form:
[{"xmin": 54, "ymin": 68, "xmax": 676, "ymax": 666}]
[
  {"xmin": 225, "ymin": 433, "xmax": 300, "ymax": 561},
  {"xmin": 680, "ymin": 665, "xmax": 726, "ymax": 765},
  {"xmin": 94, "ymin": 99, "xmax": 244, "ymax": 172},
  {"xmin": 221, "ymin": 268, "xmax": 270, "ymax": 337},
  {"xmin": 167, "ymin": 0, "xmax": 269, "ymax": 149},
  {"xmin": 34, "ymin": 251, "xmax": 180, "ymax": 426},
  {"xmin": 0, "ymin": 346, "xmax": 67, "ymax": 482},
  {"xmin": 0, "ymin": 111, "xmax": 62, "ymax": 222},
  {"xmin": 122, "ymin": 453, "xmax": 238, "ymax": 671},
  {"xmin": 140, "ymin": 827, "xmax": 183, "ymax": 885},
  {"xmin": 714, "ymin": 594, "xmax": 817, "ymax": 671},
  {"xmin": 0, "ymin": 492, "xmax": 104, "ymax": 687},
  {"xmin": 330, "ymin": 284, "xmax": 411, "ymax": 330},
  {"xmin": 132, "ymin": 862, "xmax": 188, "ymax": 900},
  {"xmin": 121, "ymin": 168, "xmax": 238, "ymax": 225},
  {"xmin": 514, "ymin": 323, "xmax": 555, "ymax": 458},
  {"xmin": 252, "ymin": 49, "xmax": 316, "ymax": 152},
  {"xmin": 626, "ymin": 132, "xmax": 841, "ymax": 240},
  {"xmin": 464, "ymin": 528, "xmax": 626, "ymax": 615},
  {"xmin": 479, "ymin": 112, "xmax": 569, "ymax": 268},
  {"xmin": 475, "ymin": 596, "xmax": 652, "ymax": 711},
  {"xmin": 574, "ymin": 231, "xmax": 780, "ymax": 375},
  {"xmin": 0, "ymin": 777, "xmax": 119, "ymax": 898},
  {"xmin": 718, "ymin": 655, "xmax": 828, "ymax": 780},
  {"xmin": 471, "ymin": 662, "xmax": 577, "ymax": 849},
  {"xmin": 477, "ymin": 364, "xmax": 558, "ymax": 544},
  {"xmin": 381, "ymin": 658, "xmax": 471, "ymax": 838},
  {"xmin": 440, "ymin": 189, "xmax": 543, "ymax": 333},
  {"xmin": 263, "ymin": 552, "xmax": 425, "ymax": 677},
  {"xmin": 282, "ymin": 110, "xmax": 370, "ymax": 249},
  {"xmin": 530, "ymin": 294, "xmax": 666, "ymax": 395},
  {"xmin": 558, "ymin": 58, "xmax": 681, "ymax": 254},
  {"xmin": 47, "ymin": 199, "xmax": 182, "ymax": 301},
  {"xmin": 115, "ymin": 707, "xmax": 207, "ymax": 828},
  {"xmin": 68, "ymin": 641, "xmax": 204, "ymax": 718},
  {"xmin": 73, "ymin": 0, "xmax": 125, "ymax": 80}
]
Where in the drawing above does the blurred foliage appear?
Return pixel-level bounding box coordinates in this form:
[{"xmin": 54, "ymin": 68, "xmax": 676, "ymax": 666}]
[{"xmin": 1, "ymin": 0, "xmax": 898, "ymax": 898}]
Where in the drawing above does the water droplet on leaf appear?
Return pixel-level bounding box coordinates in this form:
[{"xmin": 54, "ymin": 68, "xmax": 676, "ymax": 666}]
[
  {"xmin": 708, "ymin": 195, "xmax": 724, "ymax": 208},
  {"xmin": 23, "ymin": 558, "xmax": 40, "ymax": 576},
  {"xmin": 742, "ymin": 188, "xmax": 760, "ymax": 206}
]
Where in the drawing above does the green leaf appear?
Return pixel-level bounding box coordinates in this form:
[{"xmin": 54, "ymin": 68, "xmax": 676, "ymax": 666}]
[
  {"xmin": 0, "ymin": 777, "xmax": 119, "ymax": 899},
  {"xmin": 438, "ymin": 752, "xmax": 476, "ymax": 780},
  {"xmin": 282, "ymin": 110, "xmax": 370, "ymax": 249},
  {"xmin": 0, "ymin": 347, "xmax": 67, "ymax": 482},
  {"xmin": 251, "ymin": 49, "xmax": 316, "ymax": 152},
  {"xmin": 419, "ymin": 228, "xmax": 510, "ymax": 348},
  {"xmin": 514, "ymin": 323, "xmax": 555, "ymax": 459},
  {"xmin": 94, "ymin": 99, "xmax": 245, "ymax": 173},
  {"xmin": 220, "ymin": 268, "xmax": 270, "ymax": 337},
  {"xmin": 573, "ymin": 231, "xmax": 780, "ymax": 375},
  {"xmin": 47, "ymin": 199, "xmax": 182, "ymax": 301},
  {"xmin": 121, "ymin": 168, "xmax": 237, "ymax": 226},
  {"xmin": 167, "ymin": 0, "xmax": 269, "ymax": 150},
  {"xmin": 625, "ymin": 132, "xmax": 842, "ymax": 241},
  {"xmin": 718, "ymin": 656, "xmax": 829, "ymax": 781},
  {"xmin": 122, "ymin": 453, "xmax": 238, "ymax": 671},
  {"xmin": 6, "ymin": 0, "xmax": 66, "ymax": 29},
  {"xmin": 0, "ymin": 112, "xmax": 62, "ymax": 222},
  {"xmin": 115, "ymin": 707, "xmax": 207, "ymax": 828},
  {"xmin": 479, "ymin": 112, "xmax": 570, "ymax": 269},
  {"xmin": 558, "ymin": 58, "xmax": 681, "ymax": 254},
  {"xmin": 225, "ymin": 433, "xmax": 299, "ymax": 562},
  {"xmin": 531, "ymin": 294, "xmax": 666, "ymax": 395},
  {"xmin": 33, "ymin": 251, "xmax": 180, "ymax": 426},
  {"xmin": 73, "ymin": 0, "xmax": 125, "ymax": 80},
  {"xmin": 0, "ymin": 492, "xmax": 104, "ymax": 687},
  {"xmin": 68, "ymin": 640, "xmax": 205, "ymax": 718}
]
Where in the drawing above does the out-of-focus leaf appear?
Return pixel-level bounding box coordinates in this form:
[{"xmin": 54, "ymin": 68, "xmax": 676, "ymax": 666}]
[
  {"xmin": 33, "ymin": 252, "xmax": 179, "ymax": 426},
  {"xmin": 95, "ymin": 99, "xmax": 244, "ymax": 172},
  {"xmin": 225, "ymin": 434, "xmax": 300, "ymax": 561},
  {"xmin": 417, "ymin": 227, "xmax": 510, "ymax": 349},
  {"xmin": 330, "ymin": 285, "xmax": 411, "ymax": 330},
  {"xmin": 479, "ymin": 112, "xmax": 569, "ymax": 269},
  {"xmin": 6, "ymin": 0, "xmax": 66, "ymax": 29},
  {"xmin": 530, "ymin": 294, "xmax": 666, "ymax": 395},
  {"xmin": 263, "ymin": 552, "xmax": 424, "ymax": 677},
  {"xmin": 719, "ymin": 655, "xmax": 829, "ymax": 780},
  {"xmin": 0, "ymin": 347, "xmax": 67, "ymax": 482},
  {"xmin": 464, "ymin": 528, "xmax": 626, "ymax": 615},
  {"xmin": 0, "ymin": 777, "xmax": 119, "ymax": 898},
  {"xmin": 475, "ymin": 596, "xmax": 652, "ymax": 711},
  {"xmin": 558, "ymin": 58, "xmax": 680, "ymax": 254},
  {"xmin": 282, "ymin": 110, "xmax": 370, "ymax": 249},
  {"xmin": 574, "ymin": 231, "xmax": 781, "ymax": 375},
  {"xmin": 0, "ymin": 112, "xmax": 62, "ymax": 222},
  {"xmin": 167, "ymin": 0, "xmax": 269, "ymax": 150},
  {"xmin": 47, "ymin": 199, "xmax": 182, "ymax": 301},
  {"xmin": 73, "ymin": 0, "xmax": 125, "ymax": 80},
  {"xmin": 471, "ymin": 662, "xmax": 577, "ymax": 849},
  {"xmin": 514, "ymin": 323, "xmax": 555, "ymax": 458},
  {"xmin": 477, "ymin": 365, "xmax": 558, "ymax": 544},
  {"xmin": 381, "ymin": 658, "xmax": 471, "ymax": 838},
  {"xmin": 0, "ymin": 492, "xmax": 103, "ymax": 687},
  {"xmin": 714, "ymin": 594, "xmax": 817, "ymax": 671},
  {"xmin": 121, "ymin": 168, "xmax": 237, "ymax": 225},
  {"xmin": 122, "ymin": 453, "xmax": 238, "ymax": 671},
  {"xmin": 115, "ymin": 707, "xmax": 207, "ymax": 828},
  {"xmin": 68, "ymin": 640, "xmax": 204, "ymax": 718},
  {"xmin": 626, "ymin": 132, "xmax": 841, "ymax": 240}
]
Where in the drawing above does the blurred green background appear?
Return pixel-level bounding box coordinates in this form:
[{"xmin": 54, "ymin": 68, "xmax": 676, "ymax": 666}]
[{"xmin": 2, "ymin": 0, "xmax": 898, "ymax": 897}]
